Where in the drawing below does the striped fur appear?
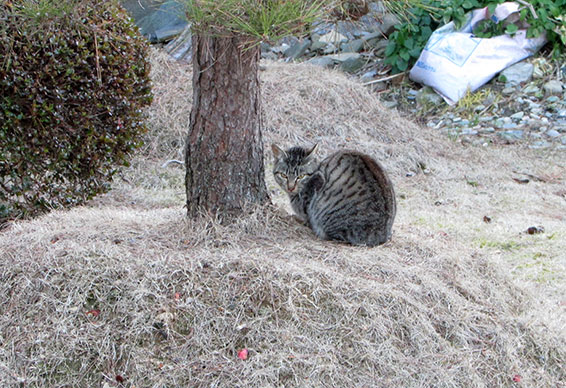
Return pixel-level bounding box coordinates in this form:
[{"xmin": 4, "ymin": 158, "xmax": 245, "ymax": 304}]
[{"xmin": 272, "ymin": 144, "xmax": 396, "ymax": 246}]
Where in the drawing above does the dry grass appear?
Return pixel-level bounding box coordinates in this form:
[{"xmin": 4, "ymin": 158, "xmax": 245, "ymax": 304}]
[{"xmin": 0, "ymin": 48, "xmax": 564, "ymax": 387}]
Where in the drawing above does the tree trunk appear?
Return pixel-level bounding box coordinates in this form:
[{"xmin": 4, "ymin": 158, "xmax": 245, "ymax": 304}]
[{"xmin": 185, "ymin": 34, "xmax": 269, "ymax": 219}]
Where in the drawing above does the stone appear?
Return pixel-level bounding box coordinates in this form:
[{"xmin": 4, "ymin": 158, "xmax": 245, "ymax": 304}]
[
  {"xmin": 523, "ymin": 84, "xmax": 540, "ymax": 94},
  {"xmin": 543, "ymin": 80, "xmax": 564, "ymax": 95},
  {"xmin": 360, "ymin": 69, "xmax": 378, "ymax": 83},
  {"xmin": 284, "ymin": 39, "xmax": 311, "ymax": 59},
  {"xmin": 306, "ymin": 56, "xmax": 336, "ymax": 67},
  {"xmin": 502, "ymin": 87, "xmax": 516, "ymax": 95},
  {"xmin": 499, "ymin": 61, "xmax": 534, "ymax": 85},
  {"xmin": 367, "ymin": 39, "xmax": 389, "ymax": 56},
  {"xmin": 510, "ymin": 112, "xmax": 524, "ymax": 121},
  {"xmin": 319, "ymin": 30, "xmax": 348, "ymax": 44},
  {"xmin": 382, "ymin": 100, "xmax": 398, "ymax": 109},
  {"xmin": 123, "ymin": 0, "xmax": 188, "ymax": 43},
  {"xmin": 322, "ymin": 43, "xmax": 339, "ymax": 55},
  {"xmin": 529, "ymin": 141, "xmax": 552, "ymax": 149},
  {"xmin": 310, "ymin": 40, "xmax": 328, "ymax": 52},
  {"xmin": 270, "ymin": 44, "xmax": 289, "ymax": 54},
  {"xmin": 545, "ymin": 129, "xmax": 561, "ymax": 138},
  {"xmin": 378, "ymin": 13, "xmax": 400, "ymax": 36},
  {"xmin": 164, "ymin": 25, "xmax": 192, "ymax": 63},
  {"xmin": 502, "ymin": 122, "xmax": 518, "ymax": 130},
  {"xmin": 261, "ymin": 51, "xmax": 279, "ymax": 61},
  {"xmin": 325, "ymin": 53, "xmax": 361, "ymax": 63},
  {"xmin": 460, "ymin": 128, "xmax": 478, "ymax": 135},
  {"xmin": 361, "ymin": 30, "xmax": 383, "ymax": 43},
  {"xmin": 340, "ymin": 56, "xmax": 366, "ymax": 73},
  {"xmin": 336, "ymin": 21, "xmax": 365, "ymax": 40},
  {"xmin": 498, "ymin": 130, "xmax": 523, "ymax": 143},
  {"xmin": 341, "ymin": 39, "xmax": 365, "ymax": 53}
]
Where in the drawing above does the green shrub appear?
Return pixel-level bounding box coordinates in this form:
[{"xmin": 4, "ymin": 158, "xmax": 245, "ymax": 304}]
[
  {"xmin": 0, "ymin": 0, "xmax": 153, "ymax": 224},
  {"xmin": 385, "ymin": 0, "xmax": 566, "ymax": 74}
]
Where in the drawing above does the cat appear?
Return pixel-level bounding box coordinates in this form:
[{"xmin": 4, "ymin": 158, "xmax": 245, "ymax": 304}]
[{"xmin": 271, "ymin": 144, "xmax": 396, "ymax": 246}]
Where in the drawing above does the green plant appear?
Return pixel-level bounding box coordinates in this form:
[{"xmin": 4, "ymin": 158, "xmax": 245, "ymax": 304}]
[
  {"xmin": 0, "ymin": 0, "xmax": 153, "ymax": 224},
  {"xmin": 384, "ymin": 2, "xmax": 442, "ymax": 73},
  {"xmin": 185, "ymin": 0, "xmax": 327, "ymax": 43},
  {"xmin": 385, "ymin": 0, "xmax": 566, "ymax": 73}
]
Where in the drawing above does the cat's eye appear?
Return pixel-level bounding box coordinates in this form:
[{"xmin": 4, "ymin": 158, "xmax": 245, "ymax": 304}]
[
  {"xmin": 276, "ymin": 172, "xmax": 287, "ymax": 179},
  {"xmin": 298, "ymin": 174, "xmax": 309, "ymax": 180}
]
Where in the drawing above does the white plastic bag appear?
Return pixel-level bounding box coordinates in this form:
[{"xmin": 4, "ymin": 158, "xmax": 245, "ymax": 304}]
[{"xmin": 409, "ymin": 2, "xmax": 547, "ymax": 105}]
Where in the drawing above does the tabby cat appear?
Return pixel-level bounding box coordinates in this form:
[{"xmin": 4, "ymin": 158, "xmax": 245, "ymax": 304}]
[{"xmin": 272, "ymin": 144, "xmax": 396, "ymax": 246}]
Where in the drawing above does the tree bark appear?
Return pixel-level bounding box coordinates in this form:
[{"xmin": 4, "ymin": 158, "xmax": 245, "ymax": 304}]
[{"xmin": 185, "ymin": 34, "xmax": 269, "ymax": 219}]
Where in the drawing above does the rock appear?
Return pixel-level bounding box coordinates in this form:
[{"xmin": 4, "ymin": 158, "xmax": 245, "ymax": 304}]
[
  {"xmin": 340, "ymin": 56, "xmax": 366, "ymax": 73},
  {"xmin": 545, "ymin": 129, "xmax": 561, "ymax": 138},
  {"xmin": 284, "ymin": 39, "xmax": 311, "ymax": 59},
  {"xmin": 498, "ymin": 130, "xmax": 523, "ymax": 143},
  {"xmin": 542, "ymin": 80, "xmax": 563, "ymax": 95},
  {"xmin": 361, "ymin": 30, "xmax": 382, "ymax": 43},
  {"xmin": 360, "ymin": 69, "xmax": 378, "ymax": 83},
  {"xmin": 325, "ymin": 53, "xmax": 361, "ymax": 63},
  {"xmin": 499, "ymin": 61, "xmax": 534, "ymax": 85},
  {"xmin": 270, "ymin": 44, "xmax": 289, "ymax": 54},
  {"xmin": 416, "ymin": 87, "xmax": 443, "ymax": 107},
  {"xmin": 523, "ymin": 84, "xmax": 540, "ymax": 94},
  {"xmin": 261, "ymin": 51, "xmax": 279, "ymax": 61},
  {"xmin": 319, "ymin": 30, "xmax": 348, "ymax": 44},
  {"xmin": 164, "ymin": 25, "xmax": 192, "ymax": 63},
  {"xmin": 382, "ymin": 100, "xmax": 398, "ymax": 109},
  {"xmin": 502, "ymin": 86, "xmax": 516, "ymax": 95},
  {"xmin": 510, "ymin": 112, "xmax": 524, "ymax": 121},
  {"xmin": 529, "ymin": 141, "xmax": 553, "ymax": 149},
  {"xmin": 377, "ymin": 13, "xmax": 400, "ymax": 36},
  {"xmin": 123, "ymin": 0, "xmax": 188, "ymax": 43},
  {"xmin": 279, "ymin": 36, "xmax": 299, "ymax": 46},
  {"xmin": 341, "ymin": 39, "xmax": 365, "ymax": 53},
  {"xmin": 306, "ymin": 56, "xmax": 336, "ymax": 68},
  {"xmin": 310, "ymin": 39, "xmax": 328, "ymax": 52},
  {"xmin": 322, "ymin": 43, "xmax": 339, "ymax": 55},
  {"xmin": 367, "ymin": 39, "xmax": 389, "ymax": 56},
  {"xmin": 336, "ymin": 21, "xmax": 366, "ymax": 40}
]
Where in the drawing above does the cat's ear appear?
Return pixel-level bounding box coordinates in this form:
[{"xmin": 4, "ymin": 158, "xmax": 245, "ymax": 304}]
[
  {"xmin": 271, "ymin": 144, "xmax": 286, "ymax": 159},
  {"xmin": 305, "ymin": 144, "xmax": 318, "ymax": 159}
]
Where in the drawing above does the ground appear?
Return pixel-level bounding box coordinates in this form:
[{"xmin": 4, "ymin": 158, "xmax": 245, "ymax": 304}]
[{"xmin": 0, "ymin": 48, "xmax": 564, "ymax": 387}]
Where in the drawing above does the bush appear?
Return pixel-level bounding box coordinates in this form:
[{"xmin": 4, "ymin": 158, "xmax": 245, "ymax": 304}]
[
  {"xmin": 0, "ymin": 0, "xmax": 153, "ymax": 224},
  {"xmin": 385, "ymin": 0, "xmax": 566, "ymax": 74}
]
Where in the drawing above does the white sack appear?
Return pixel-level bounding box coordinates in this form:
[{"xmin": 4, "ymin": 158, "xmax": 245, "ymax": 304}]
[{"xmin": 409, "ymin": 2, "xmax": 547, "ymax": 105}]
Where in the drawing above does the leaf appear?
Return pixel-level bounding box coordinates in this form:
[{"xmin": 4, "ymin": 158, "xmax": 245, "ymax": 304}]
[
  {"xmin": 505, "ymin": 23, "xmax": 519, "ymax": 35},
  {"xmin": 526, "ymin": 226, "xmax": 544, "ymax": 235},
  {"xmin": 512, "ymin": 177, "xmax": 529, "ymax": 184},
  {"xmin": 237, "ymin": 348, "xmax": 248, "ymax": 360},
  {"xmin": 384, "ymin": 42, "xmax": 396, "ymax": 57},
  {"xmin": 86, "ymin": 309, "xmax": 100, "ymax": 317}
]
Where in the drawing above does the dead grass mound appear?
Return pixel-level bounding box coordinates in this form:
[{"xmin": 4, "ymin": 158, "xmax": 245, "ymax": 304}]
[{"xmin": 0, "ymin": 48, "xmax": 564, "ymax": 387}]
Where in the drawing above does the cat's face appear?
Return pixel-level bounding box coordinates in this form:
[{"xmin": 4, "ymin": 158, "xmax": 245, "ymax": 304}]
[{"xmin": 272, "ymin": 144, "xmax": 318, "ymax": 194}]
